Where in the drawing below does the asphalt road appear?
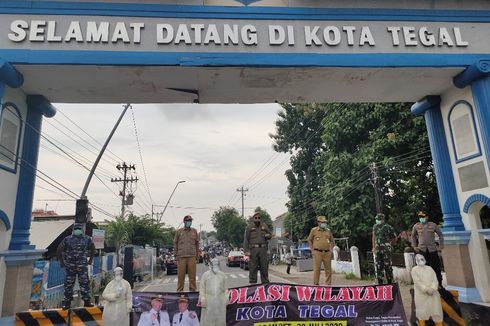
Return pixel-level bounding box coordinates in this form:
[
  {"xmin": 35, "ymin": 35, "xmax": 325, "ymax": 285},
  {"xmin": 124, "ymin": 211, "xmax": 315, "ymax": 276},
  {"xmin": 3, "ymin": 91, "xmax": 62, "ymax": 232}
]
[{"xmin": 137, "ymin": 256, "xmax": 291, "ymax": 292}]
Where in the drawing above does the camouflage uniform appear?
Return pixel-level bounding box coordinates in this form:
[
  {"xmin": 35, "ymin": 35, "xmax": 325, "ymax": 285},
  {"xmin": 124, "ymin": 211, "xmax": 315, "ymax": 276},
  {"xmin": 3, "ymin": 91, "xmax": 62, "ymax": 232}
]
[
  {"xmin": 373, "ymin": 222, "xmax": 397, "ymax": 284},
  {"xmin": 58, "ymin": 233, "xmax": 96, "ymax": 303}
]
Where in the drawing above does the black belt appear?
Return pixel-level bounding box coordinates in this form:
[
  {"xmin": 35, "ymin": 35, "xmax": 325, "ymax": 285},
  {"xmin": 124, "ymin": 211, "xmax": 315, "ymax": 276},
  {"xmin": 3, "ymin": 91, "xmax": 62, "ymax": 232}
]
[
  {"xmin": 314, "ymin": 248, "xmax": 330, "ymax": 253},
  {"xmin": 251, "ymin": 244, "xmax": 266, "ymax": 248}
]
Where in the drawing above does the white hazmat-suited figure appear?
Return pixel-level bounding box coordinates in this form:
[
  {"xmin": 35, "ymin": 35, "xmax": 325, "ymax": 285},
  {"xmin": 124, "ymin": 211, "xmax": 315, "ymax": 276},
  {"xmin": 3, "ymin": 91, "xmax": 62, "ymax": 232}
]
[
  {"xmin": 102, "ymin": 267, "xmax": 133, "ymax": 326},
  {"xmin": 199, "ymin": 257, "xmax": 227, "ymax": 326},
  {"xmin": 411, "ymin": 254, "xmax": 443, "ymax": 326}
]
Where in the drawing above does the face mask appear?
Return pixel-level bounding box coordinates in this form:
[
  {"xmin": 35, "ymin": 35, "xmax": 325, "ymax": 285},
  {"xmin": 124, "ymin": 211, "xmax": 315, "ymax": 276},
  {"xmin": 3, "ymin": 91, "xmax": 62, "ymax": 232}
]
[
  {"xmin": 419, "ymin": 218, "xmax": 427, "ymax": 224},
  {"xmin": 254, "ymin": 220, "xmax": 260, "ymax": 226},
  {"xmin": 115, "ymin": 273, "xmax": 123, "ymax": 281},
  {"xmin": 73, "ymin": 229, "xmax": 82, "ymax": 236},
  {"xmin": 184, "ymin": 221, "xmax": 192, "ymax": 228},
  {"xmin": 320, "ymin": 223, "xmax": 327, "ymax": 229},
  {"xmin": 375, "ymin": 220, "xmax": 382, "ymax": 225}
]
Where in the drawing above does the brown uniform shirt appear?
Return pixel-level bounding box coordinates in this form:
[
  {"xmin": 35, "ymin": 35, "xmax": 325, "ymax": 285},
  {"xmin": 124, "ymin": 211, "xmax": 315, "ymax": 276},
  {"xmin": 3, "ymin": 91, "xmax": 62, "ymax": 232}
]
[
  {"xmin": 243, "ymin": 223, "xmax": 271, "ymax": 250},
  {"xmin": 411, "ymin": 221, "xmax": 444, "ymax": 253},
  {"xmin": 174, "ymin": 227, "xmax": 199, "ymax": 257},
  {"xmin": 308, "ymin": 227, "xmax": 335, "ymax": 251}
]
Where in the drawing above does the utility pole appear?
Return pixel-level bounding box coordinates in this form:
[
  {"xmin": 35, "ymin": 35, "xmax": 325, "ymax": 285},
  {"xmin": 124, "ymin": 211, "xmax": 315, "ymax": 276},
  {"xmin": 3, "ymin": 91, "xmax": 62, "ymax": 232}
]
[
  {"xmin": 369, "ymin": 162, "xmax": 383, "ymax": 214},
  {"xmin": 236, "ymin": 186, "xmax": 248, "ymax": 218},
  {"xmin": 111, "ymin": 163, "xmax": 138, "ymax": 217}
]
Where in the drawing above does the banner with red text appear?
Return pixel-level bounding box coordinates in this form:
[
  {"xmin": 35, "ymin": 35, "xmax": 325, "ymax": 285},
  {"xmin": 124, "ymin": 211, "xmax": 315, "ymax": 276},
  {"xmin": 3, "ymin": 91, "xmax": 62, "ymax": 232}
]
[{"xmin": 227, "ymin": 283, "xmax": 407, "ymax": 326}]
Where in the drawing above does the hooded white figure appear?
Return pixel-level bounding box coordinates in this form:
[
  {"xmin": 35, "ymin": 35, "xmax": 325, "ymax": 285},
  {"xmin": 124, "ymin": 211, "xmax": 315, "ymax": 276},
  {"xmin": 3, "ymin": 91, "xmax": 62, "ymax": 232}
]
[
  {"xmin": 199, "ymin": 258, "xmax": 227, "ymax": 326},
  {"xmin": 411, "ymin": 254, "xmax": 443, "ymax": 325},
  {"xmin": 102, "ymin": 267, "xmax": 133, "ymax": 326}
]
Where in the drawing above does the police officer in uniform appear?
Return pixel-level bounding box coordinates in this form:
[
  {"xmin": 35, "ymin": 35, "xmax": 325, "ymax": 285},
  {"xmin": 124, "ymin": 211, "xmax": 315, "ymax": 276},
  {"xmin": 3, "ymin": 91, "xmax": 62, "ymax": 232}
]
[
  {"xmin": 371, "ymin": 213, "xmax": 398, "ymax": 284},
  {"xmin": 411, "ymin": 211, "xmax": 444, "ymax": 287},
  {"xmin": 308, "ymin": 216, "xmax": 335, "ymax": 285},
  {"xmin": 172, "ymin": 295, "xmax": 200, "ymax": 326},
  {"xmin": 57, "ymin": 223, "xmax": 96, "ymax": 309},
  {"xmin": 243, "ymin": 212, "xmax": 272, "ymax": 284},
  {"xmin": 174, "ymin": 215, "xmax": 200, "ymax": 292}
]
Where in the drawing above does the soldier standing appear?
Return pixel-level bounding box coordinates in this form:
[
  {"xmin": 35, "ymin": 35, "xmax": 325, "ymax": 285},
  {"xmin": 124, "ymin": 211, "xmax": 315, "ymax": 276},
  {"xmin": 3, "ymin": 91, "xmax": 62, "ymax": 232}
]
[
  {"xmin": 174, "ymin": 215, "xmax": 200, "ymax": 292},
  {"xmin": 57, "ymin": 223, "xmax": 96, "ymax": 309},
  {"xmin": 308, "ymin": 216, "xmax": 335, "ymax": 285},
  {"xmin": 243, "ymin": 212, "xmax": 272, "ymax": 284},
  {"xmin": 371, "ymin": 213, "xmax": 398, "ymax": 284},
  {"xmin": 411, "ymin": 211, "xmax": 444, "ymax": 287}
]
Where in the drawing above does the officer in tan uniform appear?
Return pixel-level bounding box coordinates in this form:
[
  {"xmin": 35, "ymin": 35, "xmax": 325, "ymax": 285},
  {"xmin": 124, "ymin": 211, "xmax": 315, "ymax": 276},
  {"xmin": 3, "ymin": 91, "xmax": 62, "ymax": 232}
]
[
  {"xmin": 308, "ymin": 216, "xmax": 335, "ymax": 285},
  {"xmin": 174, "ymin": 215, "xmax": 199, "ymax": 292},
  {"xmin": 243, "ymin": 212, "xmax": 272, "ymax": 284},
  {"xmin": 411, "ymin": 211, "xmax": 444, "ymax": 287}
]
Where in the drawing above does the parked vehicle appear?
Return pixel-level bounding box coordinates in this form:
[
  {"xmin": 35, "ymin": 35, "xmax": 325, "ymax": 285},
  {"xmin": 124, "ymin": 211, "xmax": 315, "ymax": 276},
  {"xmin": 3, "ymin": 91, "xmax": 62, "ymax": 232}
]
[
  {"xmin": 240, "ymin": 255, "xmax": 250, "ymax": 270},
  {"xmin": 165, "ymin": 255, "xmax": 178, "ymax": 275},
  {"xmin": 226, "ymin": 251, "xmax": 244, "ymax": 267}
]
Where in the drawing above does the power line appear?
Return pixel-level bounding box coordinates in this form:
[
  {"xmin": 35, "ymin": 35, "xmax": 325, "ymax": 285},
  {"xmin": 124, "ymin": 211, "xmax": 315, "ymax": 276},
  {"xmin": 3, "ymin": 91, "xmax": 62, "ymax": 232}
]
[
  {"xmin": 56, "ymin": 107, "xmax": 126, "ymax": 164},
  {"xmin": 130, "ymin": 106, "xmax": 154, "ymax": 205}
]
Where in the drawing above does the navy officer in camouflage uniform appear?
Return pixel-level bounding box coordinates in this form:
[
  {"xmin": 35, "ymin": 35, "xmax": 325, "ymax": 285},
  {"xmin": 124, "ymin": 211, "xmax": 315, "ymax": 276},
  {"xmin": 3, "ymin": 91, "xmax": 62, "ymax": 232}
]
[
  {"xmin": 57, "ymin": 223, "xmax": 96, "ymax": 309},
  {"xmin": 371, "ymin": 213, "xmax": 398, "ymax": 284}
]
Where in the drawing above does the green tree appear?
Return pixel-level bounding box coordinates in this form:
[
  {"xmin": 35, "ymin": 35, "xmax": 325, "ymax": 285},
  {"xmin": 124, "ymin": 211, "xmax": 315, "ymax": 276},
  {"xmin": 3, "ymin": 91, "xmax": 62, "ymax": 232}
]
[
  {"xmin": 211, "ymin": 206, "xmax": 247, "ymax": 247},
  {"xmin": 271, "ymin": 103, "xmax": 441, "ymax": 252},
  {"xmin": 105, "ymin": 216, "xmax": 128, "ymax": 264},
  {"xmin": 270, "ymin": 103, "xmax": 330, "ymax": 241}
]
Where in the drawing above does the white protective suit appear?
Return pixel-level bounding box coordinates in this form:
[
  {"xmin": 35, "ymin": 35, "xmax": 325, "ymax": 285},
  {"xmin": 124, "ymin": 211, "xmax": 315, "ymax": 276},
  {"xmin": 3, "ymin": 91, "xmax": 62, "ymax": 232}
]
[
  {"xmin": 199, "ymin": 258, "xmax": 227, "ymax": 326},
  {"xmin": 102, "ymin": 267, "xmax": 133, "ymax": 326},
  {"xmin": 411, "ymin": 254, "xmax": 443, "ymax": 323}
]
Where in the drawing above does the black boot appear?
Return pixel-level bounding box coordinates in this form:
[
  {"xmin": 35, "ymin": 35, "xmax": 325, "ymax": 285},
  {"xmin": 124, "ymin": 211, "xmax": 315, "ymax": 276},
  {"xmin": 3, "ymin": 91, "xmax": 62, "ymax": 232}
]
[
  {"xmin": 61, "ymin": 300, "xmax": 71, "ymax": 310},
  {"xmin": 84, "ymin": 300, "xmax": 94, "ymax": 307}
]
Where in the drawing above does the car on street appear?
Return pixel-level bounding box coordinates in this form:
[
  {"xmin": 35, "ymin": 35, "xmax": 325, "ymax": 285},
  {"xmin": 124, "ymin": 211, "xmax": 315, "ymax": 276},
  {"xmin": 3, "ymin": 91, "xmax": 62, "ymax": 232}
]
[
  {"xmin": 227, "ymin": 250, "xmax": 244, "ymax": 267},
  {"xmin": 165, "ymin": 255, "xmax": 178, "ymax": 275},
  {"xmin": 239, "ymin": 255, "xmax": 249, "ymax": 270}
]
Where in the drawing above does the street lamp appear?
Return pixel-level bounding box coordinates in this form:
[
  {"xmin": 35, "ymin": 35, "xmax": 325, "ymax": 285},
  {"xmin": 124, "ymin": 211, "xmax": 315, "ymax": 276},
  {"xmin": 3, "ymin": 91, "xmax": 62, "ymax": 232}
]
[{"xmin": 158, "ymin": 180, "xmax": 186, "ymax": 223}]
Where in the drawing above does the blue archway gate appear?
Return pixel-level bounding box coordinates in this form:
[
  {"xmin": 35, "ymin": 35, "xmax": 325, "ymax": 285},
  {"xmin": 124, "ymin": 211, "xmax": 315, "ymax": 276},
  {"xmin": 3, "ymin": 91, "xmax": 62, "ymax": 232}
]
[{"xmin": 1, "ymin": 0, "xmax": 490, "ymax": 319}]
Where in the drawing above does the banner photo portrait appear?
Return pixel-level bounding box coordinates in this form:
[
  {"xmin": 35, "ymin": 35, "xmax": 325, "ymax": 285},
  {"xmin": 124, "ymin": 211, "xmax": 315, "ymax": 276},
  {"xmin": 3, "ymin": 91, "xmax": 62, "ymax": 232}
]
[
  {"xmin": 132, "ymin": 292, "xmax": 201, "ymax": 326},
  {"xmin": 227, "ymin": 283, "xmax": 407, "ymax": 326}
]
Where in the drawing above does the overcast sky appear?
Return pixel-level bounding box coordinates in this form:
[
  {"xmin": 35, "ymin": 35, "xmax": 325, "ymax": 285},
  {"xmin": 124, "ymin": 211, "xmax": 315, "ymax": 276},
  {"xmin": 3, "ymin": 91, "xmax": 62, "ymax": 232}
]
[{"xmin": 33, "ymin": 103, "xmax": 290, "ymax": 231}]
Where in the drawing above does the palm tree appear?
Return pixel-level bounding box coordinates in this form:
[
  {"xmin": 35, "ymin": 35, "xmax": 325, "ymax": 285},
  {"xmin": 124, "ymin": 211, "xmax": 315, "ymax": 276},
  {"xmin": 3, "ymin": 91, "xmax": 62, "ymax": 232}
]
[{"xmin": 105, "ymin": 216, "xmax": 128, "ymax": 264}]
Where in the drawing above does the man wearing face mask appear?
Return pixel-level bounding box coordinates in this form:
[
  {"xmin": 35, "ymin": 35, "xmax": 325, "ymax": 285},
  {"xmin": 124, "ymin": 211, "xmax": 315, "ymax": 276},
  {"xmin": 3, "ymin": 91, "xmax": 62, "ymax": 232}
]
[
  {"xmin": 308, "ymin": 216, "xmax": 335, "ymax": 285},
  {"xmin": 57, "ymin": 223, "xmax": 96, "ymax": 309},
  {"xmin": 199, "ymin": 258, "xmax": 227, "ymax": 326},
  {"xmin": 411, "ymin": 254, "xmax": 443, "ymax": 325},
  {"xmin": 243, "ymin": 212, "xmax": 272, "ymax": 284},
  {"xmin": 174, "ymin": 215, "xmax": 200, "ymax": 292},
  {"xmin": 102, "ymin": 266, "xmax": 133, "ymax": 325},
  {"xmin": 411, "ymin": 211, "xmax": 444, "ymax": 287},
  {"xmin": 371, "ymin": 213, "xmax": 398, "ymax": 284}
]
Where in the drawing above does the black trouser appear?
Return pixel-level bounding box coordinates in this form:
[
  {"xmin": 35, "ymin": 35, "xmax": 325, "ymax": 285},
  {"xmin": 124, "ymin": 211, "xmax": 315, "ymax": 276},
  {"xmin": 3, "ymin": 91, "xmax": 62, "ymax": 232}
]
[
  {"xmin": 423, "ymin": 249, "xmax": 443, "ymax": 287},
  {"xmin": 286, "ymin": 263, "xmax": 291, "ymax": 274}
]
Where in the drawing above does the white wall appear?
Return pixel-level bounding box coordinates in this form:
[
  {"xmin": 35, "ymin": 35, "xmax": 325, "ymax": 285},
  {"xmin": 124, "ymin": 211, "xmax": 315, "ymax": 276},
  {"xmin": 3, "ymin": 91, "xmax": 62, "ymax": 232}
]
[
  {"xmin": 440, "ymin": 86, "xmax": 490, "ymax": 301},
  {"xmin": 0, "ymin": 87, "xmax": 27, "ymax": 317},
  {"xmin": 0, "ymin": 87, "xmax": 27, "ymax": 252}
]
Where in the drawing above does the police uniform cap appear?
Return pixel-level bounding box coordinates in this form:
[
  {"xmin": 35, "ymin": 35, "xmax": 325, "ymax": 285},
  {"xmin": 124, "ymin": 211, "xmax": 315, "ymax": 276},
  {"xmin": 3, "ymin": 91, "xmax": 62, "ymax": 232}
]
[
  {"xmin": 178, "ymin": 294, "xmax": 188, "ymax": 303},
  {"xmin": 317, "ymin": 216, "xmax": 327, "ymax": 222},
  {"xmin": 151, "ymin": 295, "xmax": 164, "ymax": 302},
  {"xmin": 73, "ymin": 223, "xmax": 83, "ymax": 229},
  {"xmin": 183, "ymin": 215, "xmax": 193, "ymax": 221}
]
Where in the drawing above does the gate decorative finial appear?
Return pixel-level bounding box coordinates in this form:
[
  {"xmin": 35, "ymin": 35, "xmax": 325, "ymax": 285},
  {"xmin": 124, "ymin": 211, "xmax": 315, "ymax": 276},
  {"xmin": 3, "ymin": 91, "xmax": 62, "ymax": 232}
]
[{"xmin": 233, "ymin": 0, "xmax": 262, "ymax": 5}]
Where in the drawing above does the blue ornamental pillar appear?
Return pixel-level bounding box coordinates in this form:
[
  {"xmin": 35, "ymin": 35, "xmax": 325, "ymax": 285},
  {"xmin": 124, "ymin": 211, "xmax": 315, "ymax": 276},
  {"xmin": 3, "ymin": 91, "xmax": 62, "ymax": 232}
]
[
  {"xmin": 411, "ymin": 96, "xmax": 465, "ymax": 231},
  {"xmin": 8, "ymin": 95, "xmax": 56, "ymax": 250}
]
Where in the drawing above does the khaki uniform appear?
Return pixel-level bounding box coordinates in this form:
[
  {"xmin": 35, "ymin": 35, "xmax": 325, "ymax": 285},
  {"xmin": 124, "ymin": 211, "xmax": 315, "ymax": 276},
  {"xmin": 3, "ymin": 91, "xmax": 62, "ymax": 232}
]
[
  {"xmin": 308, "ymin": 226, "xmax": 335, "ymax": 285},
  {"xmin": 243, "ymin": 222, "xmax": 271, "ymax": 283},
  {"xmin": 174, "ymin": 227, "xmax": 199, "ymax": 292}
]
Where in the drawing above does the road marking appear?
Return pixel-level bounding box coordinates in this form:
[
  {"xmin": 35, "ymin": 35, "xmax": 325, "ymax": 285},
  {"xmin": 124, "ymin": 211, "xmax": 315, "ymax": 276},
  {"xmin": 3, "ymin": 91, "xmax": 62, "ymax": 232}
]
[
  {"xmin": 229, "ymin": 274, "xmax": 238, "ymax": 278},
  {"xmin": 238, "ymin": 273, "xmax": 248, "ymax": 278}
]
